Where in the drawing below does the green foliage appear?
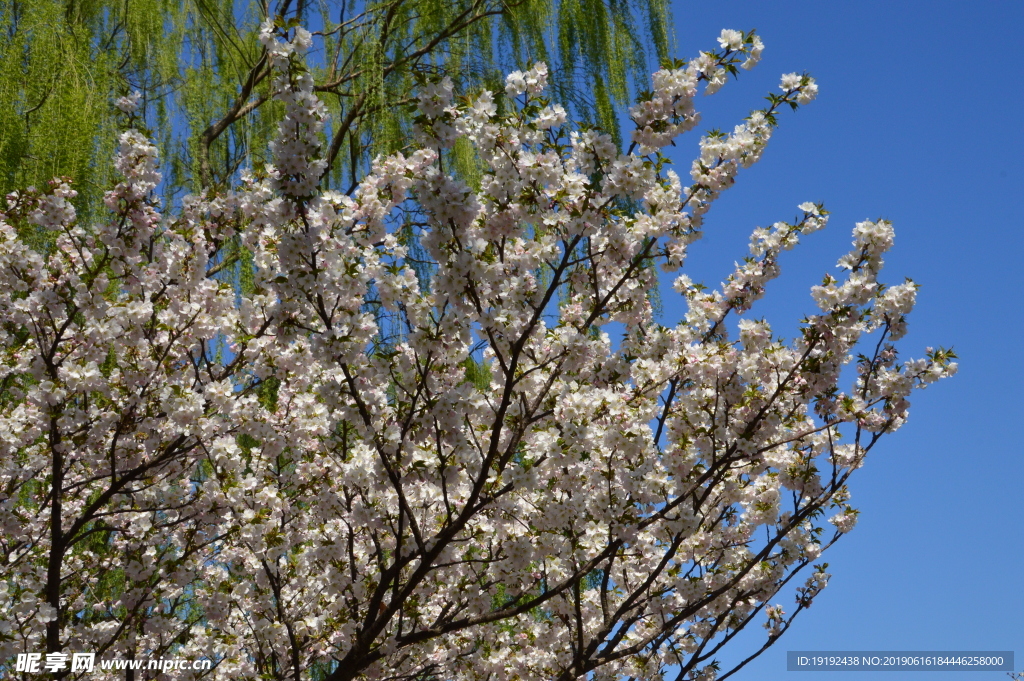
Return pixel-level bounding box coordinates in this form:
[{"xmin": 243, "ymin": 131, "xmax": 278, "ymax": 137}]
[
  {"xmin": 461, "ymin": 355, "xmax": 492, "ymax": 391},
  {"xmin": 257, "ymin": 375, "xmax": 281, "ymax": 412},
  {"xmin": 1, "ymin": 0, "xmax": 673, "ymax": 217}
]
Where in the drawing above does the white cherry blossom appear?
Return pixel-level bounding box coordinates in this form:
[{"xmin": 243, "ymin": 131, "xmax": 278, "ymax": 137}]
[{"xmin": 0, "ymin": 24, "xmax": 955, "ymax": 681}]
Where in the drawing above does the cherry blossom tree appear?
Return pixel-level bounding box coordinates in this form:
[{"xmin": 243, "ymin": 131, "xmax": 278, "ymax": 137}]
[{"xmin": 0, "ymin": 20, "xmax": 956, "ymax": 681}]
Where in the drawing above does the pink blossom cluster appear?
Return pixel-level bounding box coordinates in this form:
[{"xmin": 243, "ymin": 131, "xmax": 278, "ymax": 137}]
[{"xmin": 0, "ymin": 23, "xmax": 954, "ymax": 681}]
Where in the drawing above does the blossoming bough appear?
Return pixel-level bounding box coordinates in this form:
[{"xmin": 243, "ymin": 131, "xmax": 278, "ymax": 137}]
[{"xmin": 0, "ymin": 20, "xmax": 956, "ymax": 681}]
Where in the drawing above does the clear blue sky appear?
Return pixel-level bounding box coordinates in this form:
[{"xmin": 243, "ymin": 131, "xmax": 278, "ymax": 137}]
[{"xmin": 653, "ymin": 0, "xmax": 1024, "ymax": 678}]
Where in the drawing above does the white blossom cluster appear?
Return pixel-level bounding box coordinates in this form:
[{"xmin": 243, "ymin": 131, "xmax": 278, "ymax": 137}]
[{"xmin": 0, "ymin": 24, "xmax": 954, "ymax": 681}]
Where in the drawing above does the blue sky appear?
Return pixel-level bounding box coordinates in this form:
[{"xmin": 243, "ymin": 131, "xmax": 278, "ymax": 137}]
[{"xmin": 652, "ymin": 0, "xmax": 1024, "ymax": 678}]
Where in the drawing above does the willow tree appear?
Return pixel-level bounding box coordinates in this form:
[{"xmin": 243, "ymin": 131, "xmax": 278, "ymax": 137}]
[{"xmin": 0, "ymin": 0, "xmax": 672, "ymax": 223}]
